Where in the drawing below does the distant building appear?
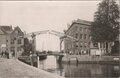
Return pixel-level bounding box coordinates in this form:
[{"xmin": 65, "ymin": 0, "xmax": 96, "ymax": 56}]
[
  {"xmin": 64, "ymin": 19, "xmax": 115, "ymax": 55},
  {"xmin": 64, "ymin": 19, "xmax": 116, "ymax": 55},
  {"xmin": 0, "ymin": 26, "xmax": 24, "ymax": 57},
  {"xmin": 64, "ymin": 19, "xmax": 92, "ymax": 55}
]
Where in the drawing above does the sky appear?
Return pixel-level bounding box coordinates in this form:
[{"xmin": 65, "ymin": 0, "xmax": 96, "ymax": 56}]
[{"xmin": 0, "ymin": 1, "xmax": 101, "ymax": 51}]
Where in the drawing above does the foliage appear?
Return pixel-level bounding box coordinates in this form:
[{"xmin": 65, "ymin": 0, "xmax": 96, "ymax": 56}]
[
  {"xmin": 91, "ymin": 0, "xmax": 119, "ymax": 42},
  {"xmin": 21, "ymin": 38, "xmax": 33, "ymax": 56},
  {"xmin": 111, "ymin": 41, "xmax": 119, "ymax": 55}
]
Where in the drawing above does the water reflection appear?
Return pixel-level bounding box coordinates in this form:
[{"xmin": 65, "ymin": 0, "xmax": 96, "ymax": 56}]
[{"xmin": 39, "ymin": 56, "xmax": 120, "ymax": 78}]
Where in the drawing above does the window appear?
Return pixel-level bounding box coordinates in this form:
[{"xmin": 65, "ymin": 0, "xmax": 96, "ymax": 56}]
[
  {"xmin": 75, "ymin": 33, "xmax": 78, "ymax": 38},
  {"xmin": 80, "ymin": 42, "xmax": 83, "ymax": 47},
  {"xmin": 76, "ymin": 41, "xmax": 79, "ymax": 48},
  {"xmin": 18, "ymin": 39, "xmax": 21, "ymax": 44},
  {"xmin": 84, "ymin": 42, "xmax": 87, "ymax": 48},
  {"xmin": 93, "ymin": 43, "xmax": 98, "ymax": 47},
  {"xmin": 80, "ymin": 34, "xmax": 82, "ymax": 39},
  {"xmin": 75, "ymin": 26, "xmax": 78, "ymax": 31},
  {"xmin": 11, "ymin": 39, "xmax": 14, "ymax": 44},
  {"xmin": 84, "ymin": 34, "xmax": 87, "ymax": 39},
  {"xmin": 84, "ymin": 28, "xmax": 86, "ymax": 32},
  {"xmin": 79, "ymin": 27, "xmax": 82, "ymax": 31}
]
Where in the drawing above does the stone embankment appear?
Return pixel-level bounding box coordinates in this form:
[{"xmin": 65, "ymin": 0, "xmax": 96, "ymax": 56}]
[
  {"xmin": 0, "ymin": 58, "xmax": 64, "ymax": 78},
  {"xmin": 62, "ymin": 55, "xmax": 120, "ymax": 64}
]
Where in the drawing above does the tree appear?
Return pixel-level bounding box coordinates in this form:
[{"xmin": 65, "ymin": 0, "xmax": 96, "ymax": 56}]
[
  {"xmin": 21, "ymin": 38, "xmax": 33, "ymax": 56},
  {"xmin": 91, "ymin": 0, "xmax": 119, "ymax": 53}
]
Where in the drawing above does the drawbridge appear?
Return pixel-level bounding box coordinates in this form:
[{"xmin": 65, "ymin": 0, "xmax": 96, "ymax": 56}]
[{"xmin": 19, "ymin": 30, "xmax": 78, "ymax": 54}]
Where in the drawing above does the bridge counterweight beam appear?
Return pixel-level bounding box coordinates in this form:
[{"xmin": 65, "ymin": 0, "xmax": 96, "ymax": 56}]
[{"xmin": 31, "ymin": 34, "xmax": 36, "ymax": 54}]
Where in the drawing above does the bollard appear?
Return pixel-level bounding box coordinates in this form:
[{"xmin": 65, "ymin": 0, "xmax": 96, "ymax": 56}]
[
  {"xmin": 30, "ymin": 55, "xmax": 33, "ymax": 66},
  {"xmin": 37, "ymin": 56, "xmax": 39, "ymax": 68}
]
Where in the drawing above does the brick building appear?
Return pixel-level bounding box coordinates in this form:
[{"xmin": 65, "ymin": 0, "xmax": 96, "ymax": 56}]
[
  {"xmin": 64, "ymin": 19, "xmax": 92, "ymax": 55},
  {"xmin": 0, "ymin": 26, "xmax": 24, "ymax": 57},
  {"xmin": 64, "ymin": 19, "xmax": 114, "ymax": 55}
]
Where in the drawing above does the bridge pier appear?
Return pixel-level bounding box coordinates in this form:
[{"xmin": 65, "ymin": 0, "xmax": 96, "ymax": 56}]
[{"xmin": 56, "ymin": 55, "xmax": 64, "ymax": 62}]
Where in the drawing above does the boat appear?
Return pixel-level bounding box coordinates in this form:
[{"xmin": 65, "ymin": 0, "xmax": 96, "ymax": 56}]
[
  {"xmin": 37, "ymin": 51, "xmax": 47, "ymax": 60},
  {"xmin": 18, "ymin": 55, "xmax": 37, "ymax": 67}
]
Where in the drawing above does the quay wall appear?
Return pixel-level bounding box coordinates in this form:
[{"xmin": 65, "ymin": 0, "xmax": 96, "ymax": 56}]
[
  {"xmin": 62, "ymin": 55, "xmax": 120, "ymax": 64},
  {"xmin": 0, "ymin": 58, "xmax": 64, "ymax": 78}
]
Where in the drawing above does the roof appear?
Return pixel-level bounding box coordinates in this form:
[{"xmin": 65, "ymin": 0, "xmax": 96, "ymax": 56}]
[
  {"xmin": 0, "ymin": 26, "xmax": 13, "ymax": 34},
  {"xmin": 0, "ymin": 26, "xmax": 23, "ymax": 35},
  {"xmin": 75, "ymin": 19, "xmax": 91, "ymax": 25},
  {"xmin": 65, "ymin": 19, "xmax": 92, "ymax": 34},
  {"xmin": 11, "ymin": 26, "xmax": 24, "ymax": 36}
]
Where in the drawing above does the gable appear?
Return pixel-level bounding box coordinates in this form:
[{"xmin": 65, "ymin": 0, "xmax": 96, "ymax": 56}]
[{"xmin": 11, "ymin": 27, "xmax": 23, "ymax": 36}]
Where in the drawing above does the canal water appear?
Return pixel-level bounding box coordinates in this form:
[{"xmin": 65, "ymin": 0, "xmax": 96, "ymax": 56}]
[{"xmin": 39, "ymin": 56, "xmax": 120, "ymax": 78}]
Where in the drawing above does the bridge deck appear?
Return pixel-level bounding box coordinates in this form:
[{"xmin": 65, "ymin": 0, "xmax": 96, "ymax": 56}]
[{"xmin": 37, "ymin": 53, "xmax": 64, "ymax": 56}]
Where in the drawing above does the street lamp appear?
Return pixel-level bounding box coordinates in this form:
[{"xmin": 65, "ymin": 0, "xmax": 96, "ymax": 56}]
[{"xmin": 14, "ymin": 37, "xmax": 17, "ymax": 59}]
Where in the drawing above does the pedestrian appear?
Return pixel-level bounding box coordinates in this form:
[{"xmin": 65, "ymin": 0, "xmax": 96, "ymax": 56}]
[
  {"xmin": 1, "ymin": 51, "xmax": 5, "ymax": 58},
  {"xmin": 5, "ymin": 50, "xmax": 9, "ymax": 59},
  {"xmin": 5, "ymin": 50, "xmax": 7, "ymax": 58},
  {"xmin": 1, "ymin": 51, "xmax": 3, "ymax": 57},
  {"xmin": 12, "ymin": 51, "xmax": 15, "ymax": 57}
]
